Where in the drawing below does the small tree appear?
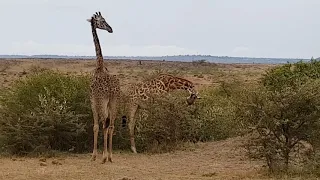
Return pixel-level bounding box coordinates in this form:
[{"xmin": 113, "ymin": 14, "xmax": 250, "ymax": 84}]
[
  {"xmin": 239, "ymin": 82, "xmax": 320, "ymax": 172},
  {"xmin": 239, "ymin": 60, "xmax": 320, "ymax": 173}
]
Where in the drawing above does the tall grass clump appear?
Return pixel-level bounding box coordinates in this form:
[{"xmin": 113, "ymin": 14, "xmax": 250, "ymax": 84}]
[{"xmin": 0, "ymin": 69, "xmax": 92, "ymax": 155}]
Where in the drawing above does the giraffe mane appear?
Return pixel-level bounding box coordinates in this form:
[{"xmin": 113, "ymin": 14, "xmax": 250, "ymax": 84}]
[{"xmin": 158, "ymin": 73, "xmax": 193, "ymax": 83}]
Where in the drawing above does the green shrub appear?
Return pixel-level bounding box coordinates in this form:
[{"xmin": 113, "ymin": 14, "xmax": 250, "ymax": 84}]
[
  {"xmin": 126, "ymin": 85, "xmax": 239, "ymax": 153},
  {"xmin": 303, "ymin": 152, "xmax": 320, "ymax": 177},
  {"xmin": 195, "ymin": 84, "xmax": 241, "ymax": 140},
  {"xmin": 262, "ymin": 59, "xmax": 320, "ymax": 92},
  {"xmin": 240, "ymin": 81, "xmax": 320, "ymax": 172},
  {"xmin": 0, "ymin": 69, "xmax": 241, "ymax": 155},
  {"xmin": 240, "ymin": 60, "xmax": 320, "ymax": 173},
  {"xmin": 0, "ymin": 70, "xmax": 92, "ymax": 155}
]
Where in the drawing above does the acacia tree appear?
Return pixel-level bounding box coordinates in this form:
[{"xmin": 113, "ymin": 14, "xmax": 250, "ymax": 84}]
[{"xmin": 237, "ymin": 60, "xmax": 320, "ymax": 172}]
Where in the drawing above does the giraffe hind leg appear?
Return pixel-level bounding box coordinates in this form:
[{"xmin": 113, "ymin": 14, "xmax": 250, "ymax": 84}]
[
  {"xmin": 107, "ymin": 97, "xmax": 117, "ymax": 162},
  {"xmin": 107, "ymin": 124, "xmax": 114, "ymax": 162},
  {"xmin": 121, "ymin": 116, "xmax": 127, "ymax": 128},
  {"xmin": 128, "ymin": 104, "xmax": 138, "ymax": 153},
  {"xmin": 101, "ymin": 117, "xmax": 110, "ymax": 164}
]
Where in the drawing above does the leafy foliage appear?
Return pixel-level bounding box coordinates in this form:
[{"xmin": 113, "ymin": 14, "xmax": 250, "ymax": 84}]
[
  {"xmin": 262, "ymin": 59, "xmax": 320, "ymax": 92},
  {"xmin": 240, "ymin": 60, "xmax": 320, "ymax": 173},
  {"xmin": 0, "ymin": 69, "xmax": 239, "ymax": 155},
  {"xmin": 118, "ymin": 87, "xmax": 239, "ymax": 153},
  {"xmin": 0, "ymin": 70, "xmax": 92, "ymax": 155}
]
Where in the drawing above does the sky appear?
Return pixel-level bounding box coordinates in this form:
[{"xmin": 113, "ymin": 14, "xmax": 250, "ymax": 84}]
[{"xmin": 0, "ymin": 0, "xmax": 319, "ymax": 58}]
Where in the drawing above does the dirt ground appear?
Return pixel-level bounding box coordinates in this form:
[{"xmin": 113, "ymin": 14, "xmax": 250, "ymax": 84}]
[
  {"xmin": 0, "ymin": 59, "xmax": 278, "ymax": 180},
  {"xmin": 0, "ymin": 137, "xmax": 269, "ymax": 180}
]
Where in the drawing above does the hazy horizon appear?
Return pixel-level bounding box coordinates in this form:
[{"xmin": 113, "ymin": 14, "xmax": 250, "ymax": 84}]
[
  {"xmin": 0, "ymin": 54, "xmax": 312, "ymax": 60},
  {"xmin": 1, "ymin": 0, "xmax": 319, "ymax": 59}
]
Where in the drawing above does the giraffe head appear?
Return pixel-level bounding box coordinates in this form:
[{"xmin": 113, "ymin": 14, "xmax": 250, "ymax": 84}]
[
  {"xmin": 181, "ymin": 79, "xmax": 201, "ymax": 103},
  {"xmin": 186, "ymin": 90, "xmax": 201, "ymax": 105},
  {"xmin": 87, "ymin": 12, "xmax": 113, "ymax": 33},
  {"xmin": 177, "ymin": 78, "xmax": 200, "ymax": 105},
  {"xmin": 159, "ymin": 74, "xmax": 201, "ymax": 105}
]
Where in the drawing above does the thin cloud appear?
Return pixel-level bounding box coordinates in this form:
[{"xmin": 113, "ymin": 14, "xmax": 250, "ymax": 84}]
[
  {"xmin": 232, "ymin": 46, "xmax": 251, "ymax": 57},
  {"xmin": 6, "ymin": 41, "xmax": 198, "ymax": 56}
]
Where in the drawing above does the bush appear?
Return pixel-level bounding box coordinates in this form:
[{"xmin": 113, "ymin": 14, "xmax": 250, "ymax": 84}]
[
  {"xmin": 0, "ymin": 69, "xmax": 240, "ymax": 155},
  {"xmin": 0, "ymin": 70, "xmax": 92, "ymax": 155},
  {"xmin": 240, "ymin": 60, "xmax": 320, "ymax": 173},
  {"xmin": 241, "ymin": 81, "xmax": 320, "ymax": 172},
  {"xmin": 303, "ymin": 152, "xmax": 320, "ymax": 177},
  {"xmin": 262, "ymin": 59, "xmax": 320, "ymax": 92},
  {"xmin": 125, "ymin": 85, "xmax": 239, "ymax": 153}
]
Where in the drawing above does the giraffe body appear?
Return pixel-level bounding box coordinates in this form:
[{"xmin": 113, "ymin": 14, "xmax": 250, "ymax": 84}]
[
  {"xmin": 88, "ymin": 12, "xmax": 120, "ymax": 163},
  {"xmin": 125, "ymin": 74, "xmax": 200, "ymax": 153}
]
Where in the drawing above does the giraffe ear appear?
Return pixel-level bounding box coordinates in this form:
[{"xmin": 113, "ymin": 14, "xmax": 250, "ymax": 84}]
[{"xmin": 86, "ymin": 19, "xmax": 91, "ymax": 22}]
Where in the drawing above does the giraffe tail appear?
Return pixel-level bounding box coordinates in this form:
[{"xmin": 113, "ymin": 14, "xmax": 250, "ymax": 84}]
[{"xmin": 121, "ymin": 116, "xmax": 127, "ymax": 128}]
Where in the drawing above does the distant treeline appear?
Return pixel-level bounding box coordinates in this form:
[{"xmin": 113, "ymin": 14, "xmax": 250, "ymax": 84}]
[{"xmin": 0, "ymin": 54, "xmax": 312, "ymax": 64}]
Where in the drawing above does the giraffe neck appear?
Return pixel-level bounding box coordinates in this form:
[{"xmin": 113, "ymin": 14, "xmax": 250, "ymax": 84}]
[
  {"xmin": 166, "ymin": 77, "xmax": 196, "ymax": 94},
  {"xmin": 90, "ymin": 20, "xmax": 104, "ymax": 70}
]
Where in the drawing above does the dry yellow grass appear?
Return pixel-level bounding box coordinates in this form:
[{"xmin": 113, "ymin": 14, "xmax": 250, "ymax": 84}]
[{"xmin": 0, "ymin": 58, "xmax": 275, "ymax": 90}]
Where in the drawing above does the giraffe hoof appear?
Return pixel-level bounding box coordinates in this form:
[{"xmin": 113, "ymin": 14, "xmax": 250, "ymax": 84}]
[
  {"xmin": 108, "ymin": 158, "xmax": 113, "ymax": 163},
  {"xmin": 131, "ymin": 146, "xmax": 137, "ymax": 154},
  {"xmin": 101, "ymin": 158, "xmax": 107, "ymax": 164},
  {"xmin": 90, "ymin": 155, "xmax": 97, "ymax": 161}
]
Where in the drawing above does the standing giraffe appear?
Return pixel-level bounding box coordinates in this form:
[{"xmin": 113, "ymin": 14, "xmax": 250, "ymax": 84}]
[
  {"xmin": 87, "ymin": 12, "xmax": 120, "ymax": 163},
  {"xmin": 124, "ymin": 74, "xmax": 200, "ymax": 153}
]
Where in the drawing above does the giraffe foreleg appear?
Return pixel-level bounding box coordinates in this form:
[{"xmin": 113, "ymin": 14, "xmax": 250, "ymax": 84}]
[
  {"xmin": 91, "ymin": 104, "xmax": 99, "ymax": 162},
  {"xmin": 102, "ymin": 118, "xmax": 110, "ymax": 164}
]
